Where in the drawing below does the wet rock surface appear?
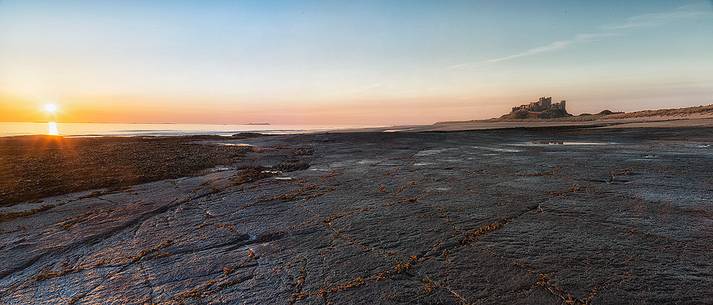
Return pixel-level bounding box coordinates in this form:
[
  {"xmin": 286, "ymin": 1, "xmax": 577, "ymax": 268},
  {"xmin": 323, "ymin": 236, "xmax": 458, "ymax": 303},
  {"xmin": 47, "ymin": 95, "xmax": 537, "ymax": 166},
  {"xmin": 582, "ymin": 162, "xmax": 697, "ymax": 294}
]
[
  {"xmin": 0, "ymin": 135, "xmax": 265, "ymax": 206},
  {"xmin": 1, "ymin": 127, "xmax": 712, "ymax": 304}
]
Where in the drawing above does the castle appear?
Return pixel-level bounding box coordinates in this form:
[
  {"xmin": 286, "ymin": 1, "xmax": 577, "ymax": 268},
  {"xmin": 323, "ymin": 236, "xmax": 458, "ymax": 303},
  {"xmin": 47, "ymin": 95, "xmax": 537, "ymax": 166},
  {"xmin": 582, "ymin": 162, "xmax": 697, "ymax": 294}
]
[{"xmin": 511, "ymin": 97, "xmax": 567, "ymax": 113}]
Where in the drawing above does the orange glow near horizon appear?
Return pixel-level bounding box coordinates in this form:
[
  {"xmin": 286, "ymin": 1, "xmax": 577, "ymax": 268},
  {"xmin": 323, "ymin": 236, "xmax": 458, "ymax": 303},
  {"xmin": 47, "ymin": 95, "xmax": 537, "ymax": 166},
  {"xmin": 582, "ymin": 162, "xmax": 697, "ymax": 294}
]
[
  {"xmin": 1, "ymin": 82, "xmax": 712, "ymax": 126},
  {"xmin": 1, "ymin": 2, "xmax": 712, "ymax": 126},
  {"xmin": 0, "ymin": 94, "xmax": 517, "ymax": 125}
]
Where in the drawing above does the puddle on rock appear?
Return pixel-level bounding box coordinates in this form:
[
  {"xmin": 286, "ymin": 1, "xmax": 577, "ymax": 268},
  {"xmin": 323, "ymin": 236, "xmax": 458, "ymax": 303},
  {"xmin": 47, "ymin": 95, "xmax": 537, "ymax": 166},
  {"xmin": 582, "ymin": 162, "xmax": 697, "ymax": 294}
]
[
  {"xmin": 309, "ymin": 167, "xmax": 330, "ymax": 172},
  {"xmin": 210, "ymin": 166, "xmax": 232, "ymax": 172},
  {"xmin": 415, "ymin": 148, "xmax": 455, "ymax": 157},
  {"xmin": 216, "ymin": 143, "xmax": 254, "ymax": 147},
  {"xmin": 471, "ymin": 146, "xmax": 522, "ymax": 153},
  {"xmin": 512, "ymin": 141, "xmax": 615, "ymax": 146},
  {"xmin": 630, "ymin": 154, "xmax": 659, "ymax": 161},
  {"xmin": 438, "ymin": 158, "xmax": 463, "ymax": 163},
  {"xmin": 377, "ymin": 162, "xmax": 402, "ymax": 166},
  {"xmin": 357, "ymin": 159, "xmax": 380, "ymax": 165},
  {"xmin": 414, "ymin": 162, "xmax": 435, "ymax": 166},
  {"xmin": 685, "ymin": 144, "xmax": 711, "ymax": 149}
]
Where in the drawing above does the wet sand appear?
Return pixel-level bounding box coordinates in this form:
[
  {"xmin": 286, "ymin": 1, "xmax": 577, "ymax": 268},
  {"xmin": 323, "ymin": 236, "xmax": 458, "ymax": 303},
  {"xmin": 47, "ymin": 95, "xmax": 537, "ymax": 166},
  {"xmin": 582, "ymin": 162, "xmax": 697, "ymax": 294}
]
[{"xmin": 1, "ymin": 127, "xmax": 712, "ymax": 304}]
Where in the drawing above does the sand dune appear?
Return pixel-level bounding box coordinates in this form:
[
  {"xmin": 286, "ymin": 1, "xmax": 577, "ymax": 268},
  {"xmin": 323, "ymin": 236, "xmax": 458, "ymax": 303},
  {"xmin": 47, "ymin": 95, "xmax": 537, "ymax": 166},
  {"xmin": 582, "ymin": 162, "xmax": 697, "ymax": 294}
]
[{"xmin": 400, "ymin": 104, "xmax": 713, "ymax": 132}]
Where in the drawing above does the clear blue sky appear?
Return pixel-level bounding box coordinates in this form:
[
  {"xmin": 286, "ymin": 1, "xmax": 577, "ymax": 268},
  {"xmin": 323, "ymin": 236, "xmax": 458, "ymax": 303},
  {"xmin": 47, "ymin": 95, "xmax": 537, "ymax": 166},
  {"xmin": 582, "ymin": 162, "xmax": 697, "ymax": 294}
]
[{"xmin": 1, "ymin": 0, "xmax": 712, "ymax": 124}]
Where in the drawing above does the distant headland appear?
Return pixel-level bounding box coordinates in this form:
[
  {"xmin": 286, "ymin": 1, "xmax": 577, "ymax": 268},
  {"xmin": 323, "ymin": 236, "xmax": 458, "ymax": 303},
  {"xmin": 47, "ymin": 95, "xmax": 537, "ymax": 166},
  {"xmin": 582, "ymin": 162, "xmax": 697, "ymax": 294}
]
[
  {"xmin": 421, "ymin": 99, "xmax": 713, "ymax": 132},
  {"xmin": 501, "ymin": 96, "xmax": 571, "ymax": 119},
  {"xmin": 499, "ymin": 96, "xmax": 630, "ymax": 120}
]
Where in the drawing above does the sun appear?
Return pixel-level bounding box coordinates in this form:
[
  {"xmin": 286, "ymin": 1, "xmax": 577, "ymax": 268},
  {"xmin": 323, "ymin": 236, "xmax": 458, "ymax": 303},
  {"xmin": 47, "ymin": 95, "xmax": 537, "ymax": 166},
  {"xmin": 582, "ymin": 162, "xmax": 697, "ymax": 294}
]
[{"xmin": 43, "ymin": 103, "xmax": 58, "ymax": 114}]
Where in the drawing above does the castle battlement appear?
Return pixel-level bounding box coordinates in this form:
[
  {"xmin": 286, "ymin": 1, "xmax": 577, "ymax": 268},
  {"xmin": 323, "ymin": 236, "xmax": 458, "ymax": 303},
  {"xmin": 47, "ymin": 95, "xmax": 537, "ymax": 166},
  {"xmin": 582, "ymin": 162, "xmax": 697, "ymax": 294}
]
[{"xmin": 511, "ymin": 97, "xmax": 567, "ymax": 113}]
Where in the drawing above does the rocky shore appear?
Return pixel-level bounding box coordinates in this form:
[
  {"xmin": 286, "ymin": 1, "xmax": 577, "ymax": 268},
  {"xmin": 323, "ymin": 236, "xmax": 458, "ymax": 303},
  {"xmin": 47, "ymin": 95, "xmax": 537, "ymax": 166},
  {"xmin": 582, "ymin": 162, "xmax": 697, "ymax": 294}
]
[
  {"xmin": 0, "ymin": 135, "xmax": 263, "ymax": 205},
  {"xmin": 1, "ymin": 127, "xmax": 712, "ymax": 304}
]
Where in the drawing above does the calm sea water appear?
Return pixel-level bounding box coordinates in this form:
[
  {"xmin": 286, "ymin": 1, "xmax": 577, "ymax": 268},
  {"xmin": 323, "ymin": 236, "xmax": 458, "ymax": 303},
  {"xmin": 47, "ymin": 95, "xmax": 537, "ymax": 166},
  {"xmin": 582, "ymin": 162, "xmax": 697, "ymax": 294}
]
[{"xmin": 0, "ymin": 122, "xmax": 375, "ymax": 137}]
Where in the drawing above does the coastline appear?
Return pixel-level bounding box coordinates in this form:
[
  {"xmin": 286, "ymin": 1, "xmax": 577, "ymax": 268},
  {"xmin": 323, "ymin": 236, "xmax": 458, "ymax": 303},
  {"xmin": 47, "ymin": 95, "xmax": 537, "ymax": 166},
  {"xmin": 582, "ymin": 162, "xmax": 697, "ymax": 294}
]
[
  {"xmin": 4, "ymin": 111, "xmax": 713, "ymax": 205},
  {"xmin": 0, "ymin": 122, "xmax": 379, "ymax": 138}
]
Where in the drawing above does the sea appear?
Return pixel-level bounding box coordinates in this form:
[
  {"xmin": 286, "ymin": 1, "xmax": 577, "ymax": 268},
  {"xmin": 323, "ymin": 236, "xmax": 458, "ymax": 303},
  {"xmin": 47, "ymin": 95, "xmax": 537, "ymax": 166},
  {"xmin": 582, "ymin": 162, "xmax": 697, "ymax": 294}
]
[{"xmin": 0, "ymin": 122, "xmax": 378, "ymax": 137}]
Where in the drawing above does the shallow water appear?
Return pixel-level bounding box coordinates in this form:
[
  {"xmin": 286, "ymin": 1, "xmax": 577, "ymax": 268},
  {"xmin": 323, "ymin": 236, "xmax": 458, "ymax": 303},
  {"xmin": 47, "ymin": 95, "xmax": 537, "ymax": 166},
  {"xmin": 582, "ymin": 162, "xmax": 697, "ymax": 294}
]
[
  {"xmin": 413, "ymin": 162, "xmax": 435, "ymax": 166},
  {"xmin": 216, "ymin": 143, "xmax": 254, "ymax": 147},
  {"xmin": 415, "ymin": 148, "xmax": 456, "ymax": 156},
  {"xmin": 357, "ymin": 159, "xmax": 380, "ymax": 165},
  {"xmin": 0, "ymin": 122, "xmax": 377, "ymax": 137},
  {"xmin": 511, "ymin": 141, "xmax": 615, "ymax": 146},
  {"xmin": 471, "ymin": 145, "xmax": 522, "ymax": 153}
]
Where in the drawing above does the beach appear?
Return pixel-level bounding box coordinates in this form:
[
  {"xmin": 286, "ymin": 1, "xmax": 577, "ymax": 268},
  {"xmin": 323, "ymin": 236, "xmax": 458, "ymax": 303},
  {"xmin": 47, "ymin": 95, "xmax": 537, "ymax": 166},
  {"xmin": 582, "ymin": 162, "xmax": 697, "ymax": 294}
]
[{"xmin": 1, "ymin": 125, "xmax": 712, "ymax": 304}]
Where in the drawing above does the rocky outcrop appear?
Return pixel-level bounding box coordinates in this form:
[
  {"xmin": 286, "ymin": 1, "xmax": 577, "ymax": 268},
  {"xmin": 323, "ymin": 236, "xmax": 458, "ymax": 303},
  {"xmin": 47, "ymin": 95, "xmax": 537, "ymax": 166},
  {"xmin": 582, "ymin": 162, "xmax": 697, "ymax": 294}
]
[{"xmin": 2, "ymin": 129, "xmax": 713, "ymax": 304}]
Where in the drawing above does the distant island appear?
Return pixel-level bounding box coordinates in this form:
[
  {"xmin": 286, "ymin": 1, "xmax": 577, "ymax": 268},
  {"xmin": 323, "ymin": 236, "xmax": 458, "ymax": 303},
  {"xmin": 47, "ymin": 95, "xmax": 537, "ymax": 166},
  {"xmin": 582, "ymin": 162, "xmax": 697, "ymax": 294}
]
[{"xmin": 244, "ymin": 122, "xmax": 270, "ymax": 125}]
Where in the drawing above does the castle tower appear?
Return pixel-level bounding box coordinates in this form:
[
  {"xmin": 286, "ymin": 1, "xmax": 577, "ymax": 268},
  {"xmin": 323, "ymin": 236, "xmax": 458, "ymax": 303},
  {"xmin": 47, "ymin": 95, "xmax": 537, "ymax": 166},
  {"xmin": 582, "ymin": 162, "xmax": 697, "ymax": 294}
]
[{"xmin": 533, "ymin": 97, "xmax": 552, "ymax": 111}]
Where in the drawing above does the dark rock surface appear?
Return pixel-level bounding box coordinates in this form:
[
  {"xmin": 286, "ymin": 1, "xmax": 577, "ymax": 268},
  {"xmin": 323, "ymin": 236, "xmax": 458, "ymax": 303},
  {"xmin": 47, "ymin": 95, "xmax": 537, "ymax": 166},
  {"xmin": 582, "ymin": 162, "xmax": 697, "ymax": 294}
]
[
  {"xmin": 0, "ymin": 135, "xmax": 263, "ymax": 206},
  {"xmin": 1, "ymin": 127, "xmax": 712, "ymax": 304}
]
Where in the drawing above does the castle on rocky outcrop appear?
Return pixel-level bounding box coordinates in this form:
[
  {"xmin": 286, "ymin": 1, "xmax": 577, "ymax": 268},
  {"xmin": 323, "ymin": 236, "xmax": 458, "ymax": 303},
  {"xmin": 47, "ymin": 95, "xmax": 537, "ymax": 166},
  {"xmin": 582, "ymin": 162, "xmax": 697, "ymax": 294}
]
[
  {"xmin": 504, "ymin": 97, "xmax": 571, "ymax": 119},
  {"xmin": 511, "ymin": 97, "xmax": 566, "ymax": 113}
]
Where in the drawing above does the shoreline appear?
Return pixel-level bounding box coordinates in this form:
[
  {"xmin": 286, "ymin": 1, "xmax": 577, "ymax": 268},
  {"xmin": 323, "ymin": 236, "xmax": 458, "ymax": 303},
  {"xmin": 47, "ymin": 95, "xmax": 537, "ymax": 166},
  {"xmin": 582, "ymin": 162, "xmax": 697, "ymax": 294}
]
[
  {"xmin": 0, "ymin": 122, "xmax": 385, "ymax": 138},
  {"xmin": 3, "ymin": 104, "xmax": 713, "ymax": 137},
  {"xmin": 3, "ymin": 117, "xmax": 713, "ymax": 206}
]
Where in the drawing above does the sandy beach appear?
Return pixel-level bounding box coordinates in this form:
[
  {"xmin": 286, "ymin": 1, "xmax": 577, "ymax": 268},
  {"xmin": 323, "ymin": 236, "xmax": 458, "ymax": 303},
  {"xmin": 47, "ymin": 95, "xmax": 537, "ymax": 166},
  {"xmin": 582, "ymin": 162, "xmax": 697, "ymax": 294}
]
[{"xmin": 1, "ymin": 125, "xmax": 712, "ymax": 304}]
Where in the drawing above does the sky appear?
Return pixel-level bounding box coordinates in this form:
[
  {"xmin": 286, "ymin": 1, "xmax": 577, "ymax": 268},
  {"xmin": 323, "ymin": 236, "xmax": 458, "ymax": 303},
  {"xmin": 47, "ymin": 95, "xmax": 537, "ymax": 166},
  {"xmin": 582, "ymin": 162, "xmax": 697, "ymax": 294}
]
[{"xmin": 1, "ymin": 0, "xmax": 712, "ymax": 125}]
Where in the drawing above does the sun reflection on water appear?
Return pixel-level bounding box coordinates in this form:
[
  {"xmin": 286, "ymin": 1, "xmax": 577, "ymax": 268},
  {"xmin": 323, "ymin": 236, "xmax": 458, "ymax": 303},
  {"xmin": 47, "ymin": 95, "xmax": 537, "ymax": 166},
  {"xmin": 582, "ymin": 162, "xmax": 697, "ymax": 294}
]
[{"xmin": 48, "ymin": 121, "xmax": 59, "ymax": 135}]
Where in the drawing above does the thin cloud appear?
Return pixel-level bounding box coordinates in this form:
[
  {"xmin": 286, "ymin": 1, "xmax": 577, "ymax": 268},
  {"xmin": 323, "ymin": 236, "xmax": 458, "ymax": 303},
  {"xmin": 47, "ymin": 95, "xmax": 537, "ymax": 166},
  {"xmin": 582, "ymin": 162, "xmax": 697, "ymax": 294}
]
[
  {"xmin": 601, "ymin": 5, "xmax": 710, "ymax": 30},
  {"xmin": 485, "ymin": 32, "xmax": 621, "ymax": 64},
  {"xmin": 450, "ymin": 3, "xmax": 711, "ymax": 70},
  {"xmin": 450, "ymin": 32, "xmax": 620, "ymax": 69},
  {"xmin": 483, "ymin": 40, "xmax": 572, "ymax": 64}
]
